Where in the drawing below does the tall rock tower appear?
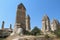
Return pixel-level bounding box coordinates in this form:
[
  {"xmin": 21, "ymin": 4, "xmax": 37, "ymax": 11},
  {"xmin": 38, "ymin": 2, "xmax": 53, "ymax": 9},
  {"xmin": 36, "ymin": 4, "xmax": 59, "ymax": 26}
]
[
  {"xmin": 42, "ymin": 14, "xmax": 51, "ymax": 34},
  {"xmin": 51, "ymin": 19, "xmax": 59, "ymax": 31},
  {"xmin": 2, "ymin": 21, "xmax": 4, "ymax": 30},
  {"xmin": 10, "ymin": 24, "xmax": 12, "ymax": 30},
  {"xmin": 14, "ymin": 3, "xmax": 26, "ymax": 35},
  {"xmin": 26, "ymin": 15, "xmax": 30, "ymax": 31}
]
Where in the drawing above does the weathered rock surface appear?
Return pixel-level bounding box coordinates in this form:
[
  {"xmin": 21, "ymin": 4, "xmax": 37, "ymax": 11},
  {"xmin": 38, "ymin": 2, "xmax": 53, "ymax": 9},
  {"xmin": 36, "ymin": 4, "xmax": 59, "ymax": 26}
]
[{"xmin": 6, "ymin": 35, "xmax": 53, "ymax": 40}]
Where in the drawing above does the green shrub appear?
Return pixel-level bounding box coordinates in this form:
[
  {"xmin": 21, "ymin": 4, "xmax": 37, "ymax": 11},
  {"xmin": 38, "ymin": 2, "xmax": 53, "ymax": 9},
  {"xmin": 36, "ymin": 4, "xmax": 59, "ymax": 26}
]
[{"xmin": 31, "ymin": 26, "xmax": 41, "ymax": 36}]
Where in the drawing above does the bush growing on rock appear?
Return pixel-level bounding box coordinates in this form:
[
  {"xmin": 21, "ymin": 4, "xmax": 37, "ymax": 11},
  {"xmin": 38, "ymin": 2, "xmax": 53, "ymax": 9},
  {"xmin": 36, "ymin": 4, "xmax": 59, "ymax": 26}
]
[{"xmin": 31, "ymin": 26, "xmax": 41, "ymax": 36}]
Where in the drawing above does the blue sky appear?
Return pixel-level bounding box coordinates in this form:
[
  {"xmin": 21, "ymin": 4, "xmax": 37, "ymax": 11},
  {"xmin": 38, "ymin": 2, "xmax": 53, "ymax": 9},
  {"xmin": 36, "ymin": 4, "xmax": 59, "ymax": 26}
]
[{"xmin": 0, "ymin": 0, "xmax": 60, "ymax": 29}]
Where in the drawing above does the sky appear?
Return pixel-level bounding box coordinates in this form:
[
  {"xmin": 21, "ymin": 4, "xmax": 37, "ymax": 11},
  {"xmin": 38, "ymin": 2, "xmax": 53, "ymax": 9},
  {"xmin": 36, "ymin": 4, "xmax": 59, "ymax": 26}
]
[{"xmin": 0, "ymin": 0, "xmax": 60, "ymax": 29}]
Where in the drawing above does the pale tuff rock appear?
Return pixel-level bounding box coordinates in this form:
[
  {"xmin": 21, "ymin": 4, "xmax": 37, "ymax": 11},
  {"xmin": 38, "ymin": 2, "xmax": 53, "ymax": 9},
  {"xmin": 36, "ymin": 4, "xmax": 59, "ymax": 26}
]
[
  {"xmin": 42, "ymin": 14, "xmax": 60, "ymax": 34},
  {"xmin": 26, "ymin": 15, "xmax": 31, "ymax": 31},
  {"xmin": 10, "ymin": 32, "xmax": 15, "ymax": 36},
  {"xmin": 42, "ymin": 14, "xmax": 51, "ymax": 34},
  {"xmin": 17, "ymin": 28, "xmax": 23, "ymax": 35},
  {"xmin": 12, "ymin": 38, "xmax": 20, "ymax": 40},
  {"xmin": 51, "ymin": 19, "xmax": 59, "ymax": 31}
]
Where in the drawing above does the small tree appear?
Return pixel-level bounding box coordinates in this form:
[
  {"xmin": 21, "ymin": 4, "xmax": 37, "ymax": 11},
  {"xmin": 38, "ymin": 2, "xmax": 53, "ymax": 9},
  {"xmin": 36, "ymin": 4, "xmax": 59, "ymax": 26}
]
[{"xmin": 31, "ymin": 26, "xmax": 41, "ymax": 36}]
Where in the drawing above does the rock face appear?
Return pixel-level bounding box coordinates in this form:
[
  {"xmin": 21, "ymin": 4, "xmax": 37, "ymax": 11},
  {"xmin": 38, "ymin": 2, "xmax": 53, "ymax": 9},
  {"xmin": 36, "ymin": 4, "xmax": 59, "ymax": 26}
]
[
  {"xmin": 42, "ymin": 14, "xmax": 51, "ymax": 34},
  {"xmin": 14, "ymin": 3, "xmax": 26, "ymax": 35},
  {"xmin": 6, "ymin": 35, "xmax": 53, "ymax": 40},
  {"xmin": 51, "ymin": 19, "xmax": 59, "ymax": 31},
  {"xmin": 11, "ymin": 27, "xmax": 23, "ymax": 36},
  {"xmin": 11, "ymin": 3, "xmax": 31, "ymax": 36},
  {"xmin": 17, "ymin": 28, "xmax": 23, "ymax": 35},
  {"xmin": 42, "ymin": 14, "xmax": 60, "ymax": 34},
  {"xmin": 26, "ymin": 15, "xmax": 30, "ymax": 31}
]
